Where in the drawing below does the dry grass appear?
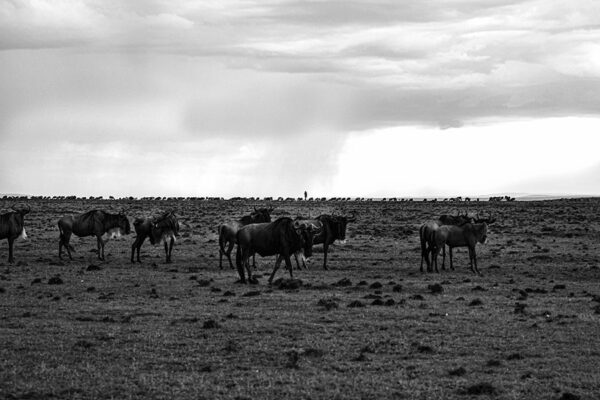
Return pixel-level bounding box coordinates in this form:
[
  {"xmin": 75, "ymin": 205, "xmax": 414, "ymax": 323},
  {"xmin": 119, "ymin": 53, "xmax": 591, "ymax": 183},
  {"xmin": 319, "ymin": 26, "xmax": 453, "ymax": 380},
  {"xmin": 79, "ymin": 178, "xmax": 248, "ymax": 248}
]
[{"xmin": 1, "ymin": 198, "xmax": 599, "ymax": 399}]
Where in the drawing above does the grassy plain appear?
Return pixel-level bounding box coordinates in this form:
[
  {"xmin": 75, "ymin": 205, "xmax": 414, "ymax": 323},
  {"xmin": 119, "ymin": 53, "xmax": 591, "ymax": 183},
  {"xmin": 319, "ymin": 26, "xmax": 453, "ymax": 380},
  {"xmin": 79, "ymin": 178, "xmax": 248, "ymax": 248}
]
[{"xmin": 1, "ymin": 198, "xmax": 599, "ymax": 399}]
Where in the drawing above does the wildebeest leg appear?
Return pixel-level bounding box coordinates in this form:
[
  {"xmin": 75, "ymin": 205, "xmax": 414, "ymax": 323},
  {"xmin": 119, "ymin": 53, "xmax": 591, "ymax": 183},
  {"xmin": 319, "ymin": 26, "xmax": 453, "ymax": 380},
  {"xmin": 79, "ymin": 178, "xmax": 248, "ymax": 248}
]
[
  {"xmin": 245, "ymin": 255, "xmax": 256, "ymax": 283},
  {"xmin": 168, "ymin": 237, "xmax": 175, "ymax": 263},
  {"xmin": 441, "ymin": 245, "xmax": 446, "ymax": 270},
  {"xmin": 293, "ymin": 253, "xmax": 308, "ymax": 270},
  {"xmin": 224, "ymin": 241, "xmax": 235, "ymax": 270},
  {"xmin": 235, "ymin": 246, "xmax": 246, "ymax": 283},
  {"xmin": 431, "ymin": 246, "xmax": 439, "ymax": 273},
  {"xmin": 284, "ymin": 256, "xmax": 294, "ymax": 279},
  {"xmin": 164, "ymin": 241, "xmax": 170, "ymax": 263},
  {"xmin": 252, "ymin": 254, "xmax": 257, "ymax": 269},
  {"xmin": 131, "ymin": 235, "xmax": 145, "ymax": 263},
  {"xmin": 8, "ymin": 237, "xmax": 15, "ymax": 263},
  {"xmin": 322, "ymin": 243, "xmax": 329, "ymax": 270},
  {"xmin": 294, "ymin": 253, "xmax": 301, "ymax": 270},
  {"xmin": 420, "ymin": 244, "xmax": 429, "ymax": 272},
  {"xmin": 268, "ymin": 255, "xmax": 284, "ymax": 284},
  {"xmin": 471, "ymin": 247, "xmax": 481, "ymax": 275},
  {"xmin": 61, "ymin": 232, "xmax": 73, "ymax": 260},
  {"xmin": 58, "ymin": 235, "xmax": 63, "ymax": 260},
  {"xmin": 449, "ymin": 247, "xmax": 454, "ymax": 270},
  {"xmin": 96, "ymin": 235, "xmax": 105, "ymax": 261},
  {"xmin": 419, "ymin": 228, "xmax": 427, "ymax": 272},
  {"xmin": 468, "ymin": 246, "xmax": 475, "ymax": 274},
  {"xmin": 218, "ymin": 234, "xmax": 226, "ymax": 269}
]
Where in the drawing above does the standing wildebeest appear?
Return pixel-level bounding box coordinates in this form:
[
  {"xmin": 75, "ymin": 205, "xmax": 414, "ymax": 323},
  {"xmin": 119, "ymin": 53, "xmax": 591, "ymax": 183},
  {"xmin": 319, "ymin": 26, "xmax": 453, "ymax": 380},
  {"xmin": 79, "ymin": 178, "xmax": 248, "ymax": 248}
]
[
  {"xmin": 0, "ymin": 204, "xmax": 30, "ymax": 263},
  {"xmin": 430, "ymin": 218, "xmax": 495, "ymax": 275},
  {"xmin": 235, "ymin": 217, "xmax": 315, "ymax": 284},
  {"xmin": 58, "ymin": 210, "xmax": 131, "ymax": 261},
  {"xmin": 294, "ymin": 213, "xmax": 356, "ymax": 270},
  {"xmin": 131, "ymin": 211, "xmax": 180, "ymax": 264},
  {"xmin": 218, "ymin": 207, "xmax": 273, "ymax": 269},
  {"xmin": 419, "ymin": 212, "xmax": 475, "ymax": 272}
]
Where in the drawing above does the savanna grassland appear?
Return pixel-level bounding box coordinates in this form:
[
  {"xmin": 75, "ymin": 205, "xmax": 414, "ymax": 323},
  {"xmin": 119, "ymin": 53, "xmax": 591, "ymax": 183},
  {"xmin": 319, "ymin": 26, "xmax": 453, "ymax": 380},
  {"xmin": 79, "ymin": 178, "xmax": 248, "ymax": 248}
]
[{"xmin": 1, "ymin": 198, "xmax": 600, "ymax": 399}]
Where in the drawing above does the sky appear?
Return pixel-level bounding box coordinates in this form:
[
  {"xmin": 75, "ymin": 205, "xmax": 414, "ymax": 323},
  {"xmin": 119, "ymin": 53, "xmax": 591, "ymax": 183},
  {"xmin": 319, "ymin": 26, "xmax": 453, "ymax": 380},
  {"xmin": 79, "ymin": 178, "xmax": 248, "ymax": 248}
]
[{"xmin": 1, "ymin": 0, "xmax": 599, "ymax": 198}]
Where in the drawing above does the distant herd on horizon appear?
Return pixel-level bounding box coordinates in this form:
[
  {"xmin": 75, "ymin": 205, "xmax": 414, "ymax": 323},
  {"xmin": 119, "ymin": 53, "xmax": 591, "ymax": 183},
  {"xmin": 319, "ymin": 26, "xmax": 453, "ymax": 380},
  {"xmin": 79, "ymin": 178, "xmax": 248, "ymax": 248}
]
[{"xmin": 0, "ymin": 202, "xmax": 497, "ymax": 283}]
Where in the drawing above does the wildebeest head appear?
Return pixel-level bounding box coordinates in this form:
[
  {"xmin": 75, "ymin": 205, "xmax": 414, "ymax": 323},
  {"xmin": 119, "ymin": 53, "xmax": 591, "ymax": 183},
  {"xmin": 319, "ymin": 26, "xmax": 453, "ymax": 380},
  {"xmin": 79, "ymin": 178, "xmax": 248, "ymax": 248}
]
[
  {"xmin": 478, "ymin": 223, "xmax": 488, "ymax": 244},
  {"xmin": 439, "ymin": 211, "xmax": 473, "ymax": 226},
  {"xmin": 118, "ymin": 212, "xmax": 131, "ymax": 235},
  {"xmin": 474, "ymin": 213, "xmax": 496, "ymax": 225},
  {"xmin": 321, "ymin": 213, "xmax": 356, "ymax": 242},
  {"xmin": 248, "ymin": 207, "xmax": 273, "ymax": 223},
  {"xmin": 11, "ymin": 204, "xmax": 31, "ymax": 217},
  {"xmin": 293, "ymin": 220, "xmax": 315, "ymax": 258}
]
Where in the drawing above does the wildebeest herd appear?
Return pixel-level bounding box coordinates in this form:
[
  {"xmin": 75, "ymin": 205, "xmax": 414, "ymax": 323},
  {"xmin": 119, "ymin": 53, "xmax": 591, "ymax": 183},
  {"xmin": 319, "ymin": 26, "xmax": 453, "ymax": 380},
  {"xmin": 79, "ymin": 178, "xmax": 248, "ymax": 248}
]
[{"xmin": 1, "ymin": 203, "xmax": 495, "ymax": 280}]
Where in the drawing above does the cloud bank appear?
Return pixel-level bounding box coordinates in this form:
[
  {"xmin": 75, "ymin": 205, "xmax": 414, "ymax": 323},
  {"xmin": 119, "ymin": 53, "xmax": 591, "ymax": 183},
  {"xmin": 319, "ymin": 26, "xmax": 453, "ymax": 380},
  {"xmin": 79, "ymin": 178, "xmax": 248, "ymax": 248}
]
[{"xmin": 1, "ymin": 1, "xmax": 599, "ymax": 197}]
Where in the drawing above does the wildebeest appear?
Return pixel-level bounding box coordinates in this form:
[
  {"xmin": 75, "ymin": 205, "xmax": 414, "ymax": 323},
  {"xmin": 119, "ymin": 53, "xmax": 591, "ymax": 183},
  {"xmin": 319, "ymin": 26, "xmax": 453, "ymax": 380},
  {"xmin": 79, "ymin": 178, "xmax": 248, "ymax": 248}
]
[
  {"xmin": 430, "ymin": 220, "xmax": 493, "ymax": 275},
  {"xmin": 235, "ymin": 217, "xmax": 315, "ymax": 284},
  {"xmin": 58, "ymin": 210, "xmax": 131, "ymax": 261},
  {"xmin": 294, "ymin": 213, "xmax": 356, "ymax": 270},
  {"xmin": 419, "ymin": 212, "xmax": 475, "ymax": 272},
  {"xmin": 0, "ymin": 204, "xmax": 30, "ymax": 263},
  {"xmin": 131, "ymin": 211, "xmax": 180, "ymax": 264},
  {"xmin": 218, "ymin": 207, "xmax": 273, "ymax": 269}
]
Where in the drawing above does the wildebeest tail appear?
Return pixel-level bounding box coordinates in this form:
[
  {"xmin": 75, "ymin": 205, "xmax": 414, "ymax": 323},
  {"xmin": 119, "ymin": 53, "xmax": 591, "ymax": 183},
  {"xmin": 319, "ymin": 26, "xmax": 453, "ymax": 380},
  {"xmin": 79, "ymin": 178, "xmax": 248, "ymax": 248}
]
[
  {"xmin": 419, "ymin": 225, "xmax": 428, "ymax": 254},
  {"xmin": 235, "ymin": 241, "xmax": 241, "ymax": 270},
  {"xmin": 218, "ymin": 225, "xmax": 227, "ymax": 254}
]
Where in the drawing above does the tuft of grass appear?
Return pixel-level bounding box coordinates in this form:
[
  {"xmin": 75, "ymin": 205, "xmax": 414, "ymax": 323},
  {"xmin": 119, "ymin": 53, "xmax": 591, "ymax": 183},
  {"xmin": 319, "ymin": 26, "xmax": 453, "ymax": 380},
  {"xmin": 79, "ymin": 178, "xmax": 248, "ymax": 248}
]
[
  {"xmin": 428, "ymin": 283, "xmax": 443, "ymax": 294},
  {"xmin": 317, "ymin": 298, "xmax": 339, "ymax": 310},
  {"xmin": 460, "ymin": 382, "xmax": 497, "ymax": 395},
  {"xmin": 48, "ymin": 276, "xmax": 63, "ymax": 285},
  {"xmin": 347, "ymin": 300, "xmax": 365, "ymax": 308},
  {"xmin": 203, "ymin": 319, "xmax": 220, "ymax": 329},
  {"xmin": 469, "ymin": 298, "xmax": 483, "ymax": 306},
  {"xmin": 449, "ymin": 367, "xmax": 467, "ymax": 376}
]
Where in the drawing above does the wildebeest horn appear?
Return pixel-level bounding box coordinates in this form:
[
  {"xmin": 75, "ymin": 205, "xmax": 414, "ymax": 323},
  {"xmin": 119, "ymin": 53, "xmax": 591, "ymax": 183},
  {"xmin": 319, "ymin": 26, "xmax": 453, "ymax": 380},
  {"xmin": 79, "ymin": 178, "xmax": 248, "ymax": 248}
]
[{"xmin": 10, "ymin": 203, "xmax": 30, "ymax": 214}]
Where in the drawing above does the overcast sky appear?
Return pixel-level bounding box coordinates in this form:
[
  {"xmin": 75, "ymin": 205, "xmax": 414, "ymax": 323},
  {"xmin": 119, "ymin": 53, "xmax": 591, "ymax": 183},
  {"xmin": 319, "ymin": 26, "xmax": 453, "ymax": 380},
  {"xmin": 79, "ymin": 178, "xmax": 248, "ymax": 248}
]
[{"xmin": 1, "ymin": 1, "xmax": 599, "ymax": 198}]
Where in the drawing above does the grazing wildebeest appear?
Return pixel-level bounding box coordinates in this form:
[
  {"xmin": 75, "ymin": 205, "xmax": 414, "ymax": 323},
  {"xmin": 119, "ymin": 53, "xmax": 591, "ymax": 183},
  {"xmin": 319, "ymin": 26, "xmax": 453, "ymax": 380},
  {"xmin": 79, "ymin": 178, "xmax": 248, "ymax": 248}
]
[
  {"xmin": 430, "ymin": 218, "xmax": 495, "ymax": 275},
  {"xmin": 131, "ymin": 211, "xmax": 180, "ymax": 264},
  {"xmin": 419, "ymin": 212, "xmax": 475, "ymax": 272},
  {"xmin": 58, "ymin": 210, "xmax": 131, "ymax": 261},
  {"xmin": 218, "ymin": 207, "xmax": 273, "ymax": 269},
  {"xmin": 293, "ymin": 214, "xmax": 356, "ymax": 270},
  {"xmin": 235, "ymin": 217, "xmax": 315, "ymax": 284},
  {"xmin": 0, "ymin": 204, "xmax": 30, "ymax": 263}
]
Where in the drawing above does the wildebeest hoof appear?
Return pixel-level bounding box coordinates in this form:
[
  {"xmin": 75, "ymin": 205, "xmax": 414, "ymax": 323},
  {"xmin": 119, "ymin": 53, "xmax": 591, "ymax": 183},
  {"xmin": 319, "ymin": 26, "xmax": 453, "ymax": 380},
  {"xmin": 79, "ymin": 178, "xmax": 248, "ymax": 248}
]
[
  {"xmin": 248, "ymin": 277, "xmax": 259, "ymax": 284},
  {"xmin": 234, "ymin": 279, "xmax": 247, "ymax": 284}
]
